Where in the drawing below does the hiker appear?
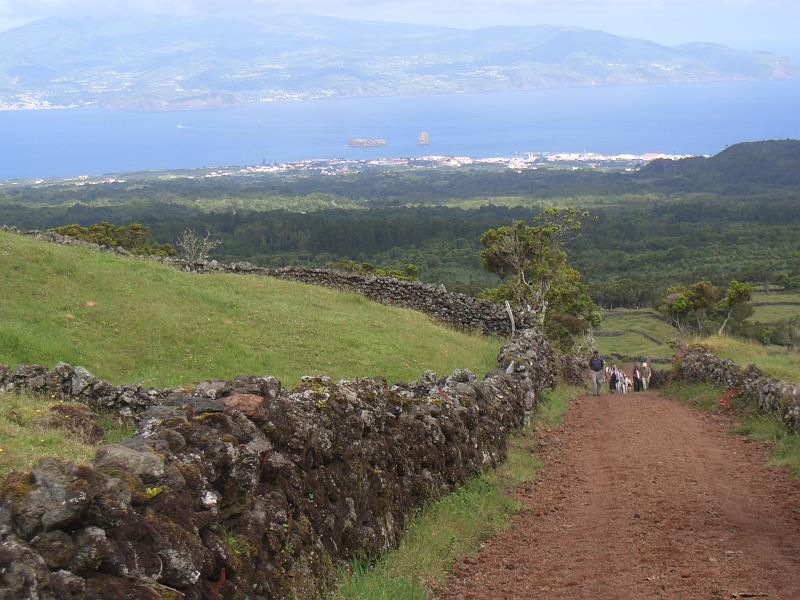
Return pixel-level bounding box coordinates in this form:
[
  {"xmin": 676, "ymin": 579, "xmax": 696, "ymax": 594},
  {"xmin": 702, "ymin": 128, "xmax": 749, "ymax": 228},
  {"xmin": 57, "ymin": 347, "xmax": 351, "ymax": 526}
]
[
  {"xmin": 633, "ymin": 363, "xmax": 642, "ymax": 392},
  {"xmin": 608, "ymin": 364, "xmax": 619, "ymax": 393},
  {"xmin": 589, "ymin": 350, "xmax": 605, "ymax": 397},
  {"xmin": 642, "ymin": 362, "xmax": 652, "ymax": 391}
]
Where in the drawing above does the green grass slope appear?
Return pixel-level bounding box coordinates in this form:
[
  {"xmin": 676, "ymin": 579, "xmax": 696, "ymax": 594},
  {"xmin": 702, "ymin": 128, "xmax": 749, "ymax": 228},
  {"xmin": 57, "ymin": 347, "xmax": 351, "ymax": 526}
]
[{"xmin": 0, "ymin": 232, "xmax": 500, "ymax": 387}]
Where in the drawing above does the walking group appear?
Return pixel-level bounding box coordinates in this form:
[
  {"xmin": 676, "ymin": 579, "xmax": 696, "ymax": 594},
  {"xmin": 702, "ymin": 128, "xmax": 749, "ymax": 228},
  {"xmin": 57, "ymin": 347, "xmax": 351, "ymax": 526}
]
[{"xmin": 588, "ymin": 350, "xmax": 652, "ymax": 397}]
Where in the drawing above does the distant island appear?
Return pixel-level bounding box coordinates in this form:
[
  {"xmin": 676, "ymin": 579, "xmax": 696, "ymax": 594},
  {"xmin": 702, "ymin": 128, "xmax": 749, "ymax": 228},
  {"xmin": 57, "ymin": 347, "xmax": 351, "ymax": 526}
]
[
  {"xmin": 348, "ymin": 138, "xmax": 387, "ymax": 148},
  {"xmin": 0, "ymin": 14, "xmax": 794, "ymax": 111},
  {"xmin": 418, "ymin": 132, "xmax": 431, "ymax": 146}
]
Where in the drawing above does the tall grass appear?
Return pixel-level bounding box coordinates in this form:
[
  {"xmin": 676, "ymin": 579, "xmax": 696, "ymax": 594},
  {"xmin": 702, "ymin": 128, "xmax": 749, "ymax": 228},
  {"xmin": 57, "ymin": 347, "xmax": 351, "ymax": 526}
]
[
  {"xmin": 0, "ymin": 232, "xmax": 500, "ymax": 387},
  {"xmin": 335, "ymin": 385, "xmax": 582, "ymax": 600}
]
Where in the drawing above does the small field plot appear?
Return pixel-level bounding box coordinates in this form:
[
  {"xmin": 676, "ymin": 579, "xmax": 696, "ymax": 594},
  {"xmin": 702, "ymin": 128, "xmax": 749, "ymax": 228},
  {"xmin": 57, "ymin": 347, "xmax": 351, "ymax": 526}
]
[
  {"xmin": 595, "ymin": 309, "xmax": 678, "ymax": 362},
  {"xmin": 751, "ymin": 291, "xmax": 800, "ymax": 323}
]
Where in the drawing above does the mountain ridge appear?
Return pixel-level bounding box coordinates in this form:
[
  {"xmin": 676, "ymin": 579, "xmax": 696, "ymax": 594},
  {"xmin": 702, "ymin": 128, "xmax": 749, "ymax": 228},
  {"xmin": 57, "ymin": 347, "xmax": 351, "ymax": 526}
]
[{"xmin": 0, "ymin": 14, "xmax": 795, "ymax": 111}]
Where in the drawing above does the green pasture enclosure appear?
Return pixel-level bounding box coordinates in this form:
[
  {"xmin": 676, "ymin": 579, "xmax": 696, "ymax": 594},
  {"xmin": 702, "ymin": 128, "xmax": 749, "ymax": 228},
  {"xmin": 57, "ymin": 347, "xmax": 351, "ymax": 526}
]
[{"xmin": 0, "ymin": 232, "xmax": 500, "ymax": 388}]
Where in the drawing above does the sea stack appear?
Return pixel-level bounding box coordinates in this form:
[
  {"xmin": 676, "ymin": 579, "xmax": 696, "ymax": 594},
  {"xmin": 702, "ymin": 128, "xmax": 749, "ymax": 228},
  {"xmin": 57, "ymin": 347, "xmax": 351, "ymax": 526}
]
[{"xmin": 418, "ymin": 131, "xmax": 430, "ymax": 145}]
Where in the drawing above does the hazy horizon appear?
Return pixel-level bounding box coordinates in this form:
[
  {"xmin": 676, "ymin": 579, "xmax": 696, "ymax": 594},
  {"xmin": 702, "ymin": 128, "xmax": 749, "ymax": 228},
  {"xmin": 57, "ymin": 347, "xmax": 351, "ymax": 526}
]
[{"xmin": 0, "ymin": 0, "xmax": 798, "ymax": 56}]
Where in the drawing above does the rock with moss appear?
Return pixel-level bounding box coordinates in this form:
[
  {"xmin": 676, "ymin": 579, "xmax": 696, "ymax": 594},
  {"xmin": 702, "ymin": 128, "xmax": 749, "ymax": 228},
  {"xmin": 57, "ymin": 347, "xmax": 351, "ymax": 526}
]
[
  {"xmin": 45, "ymin": 404, "xmax": 106, "ymax": 444},
  {"xmin": 0, "ymin": 328, "xmax": 557, "ymax": 598},
  {"xmin": 678, "ymin": 345, "xmax": 800, "ymax": 431}
]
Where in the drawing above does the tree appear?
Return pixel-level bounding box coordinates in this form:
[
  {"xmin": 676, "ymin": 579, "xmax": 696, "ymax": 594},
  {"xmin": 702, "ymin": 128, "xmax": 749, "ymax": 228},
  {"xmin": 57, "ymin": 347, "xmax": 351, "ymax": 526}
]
[
  {"xmin": 177, "ymin": 229, "xmax": 222, "ymax": 262},
  {"xmin": 541, "ymin": 265, "xmax": 602, "ymax": 350},
  {"xmin": 49, "ymin": 222, "xmax": 175, "ymax": 256},
  {"xmin": 686, "ymin": 280, "xmax": 720, "ymax": 333},
  {"xmin": 480, "ymin": 208, "xmax": 591, "ymax": 325},
  {"xmin": 659, "ymin": 286, "xmax": 691, "ymax": 332},
  {"xmin": 716, "ymin": 280, "xmax": 753, "ymax": 335},
  {"xmin": 480, "ymin": 208, "xmax": 600, "ymax": 349}
]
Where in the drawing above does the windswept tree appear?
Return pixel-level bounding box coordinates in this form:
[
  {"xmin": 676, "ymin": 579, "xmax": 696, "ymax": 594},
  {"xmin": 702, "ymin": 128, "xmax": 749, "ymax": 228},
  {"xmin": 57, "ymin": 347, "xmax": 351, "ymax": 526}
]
[
  {"xmin": 715, "ymin": 280, "xmax": 753, "ymax": 335},
  {"xmin": 480, "ymin": 208, "xmax": 600, "ymax": 349},
  {"xmin": 659, "ymin": 286, "xmax": 692, "ymax": 332}
]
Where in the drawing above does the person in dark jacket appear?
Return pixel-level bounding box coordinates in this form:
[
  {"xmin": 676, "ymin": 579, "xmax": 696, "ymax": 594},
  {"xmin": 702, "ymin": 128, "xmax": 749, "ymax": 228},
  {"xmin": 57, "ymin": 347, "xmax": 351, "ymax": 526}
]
[{"xmin": 588, "ymin": 350, "xmax": 605, "ymax": 397}]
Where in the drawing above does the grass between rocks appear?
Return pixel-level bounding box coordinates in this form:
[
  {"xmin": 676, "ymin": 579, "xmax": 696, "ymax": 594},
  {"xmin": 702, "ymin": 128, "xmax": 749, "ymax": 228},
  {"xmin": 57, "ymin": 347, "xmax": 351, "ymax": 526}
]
[
  {"xmin": 335, "ymin": 384, "xmax": 584, "ymax": 600},
  {"xmin": 0, "ymin": 231, "xmax": 501, "ymax": 388},
  {"xmin": 664, "ymin": 381, "xmax": 800, "ymax": 477},
  {"xmin": 0, "ymin": 391, "xmax": 136, "ymax": 477}
]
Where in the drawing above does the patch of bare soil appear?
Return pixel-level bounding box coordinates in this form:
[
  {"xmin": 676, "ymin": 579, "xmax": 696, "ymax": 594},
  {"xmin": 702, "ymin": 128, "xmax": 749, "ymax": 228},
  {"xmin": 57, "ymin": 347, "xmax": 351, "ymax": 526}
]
[{"xmin": 440, "ymin": 392, "xmax": 800, "ymax": 599}]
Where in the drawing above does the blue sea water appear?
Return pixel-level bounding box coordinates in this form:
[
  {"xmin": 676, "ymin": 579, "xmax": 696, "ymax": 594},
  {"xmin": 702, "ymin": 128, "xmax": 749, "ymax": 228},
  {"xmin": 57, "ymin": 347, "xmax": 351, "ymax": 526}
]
[{"xmin": 2, "ymin": 79, "xmax": 800, "ymax": 180}]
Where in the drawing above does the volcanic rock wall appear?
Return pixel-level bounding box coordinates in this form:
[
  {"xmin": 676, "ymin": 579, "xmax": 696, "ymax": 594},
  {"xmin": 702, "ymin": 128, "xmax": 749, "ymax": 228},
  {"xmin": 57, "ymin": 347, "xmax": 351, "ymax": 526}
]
[
  {"xmin": 1, "ymin": 227, "xmax": 518, "ymax": 336},
  {"xmin": 0, "ymin": 329, "xmax": 557, "ymax": 599},
  {"xmin": 0, "ymin": 363, "xmax": 282, "ymax": 419},
  {"xmin": 678, "ymin": 346, "xmax": 800, "ymax": 431}
]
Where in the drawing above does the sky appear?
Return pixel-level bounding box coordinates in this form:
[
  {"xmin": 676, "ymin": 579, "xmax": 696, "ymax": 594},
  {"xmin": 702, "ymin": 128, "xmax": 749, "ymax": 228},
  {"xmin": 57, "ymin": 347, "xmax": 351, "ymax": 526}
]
[{"xmin": 0, "ymin": 0, "xmax": 798, "ymax": 55}]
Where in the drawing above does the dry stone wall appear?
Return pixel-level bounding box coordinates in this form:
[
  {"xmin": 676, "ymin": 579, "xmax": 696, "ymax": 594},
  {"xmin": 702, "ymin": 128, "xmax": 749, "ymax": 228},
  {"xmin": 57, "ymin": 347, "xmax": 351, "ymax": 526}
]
[
  {"xmin": 0, "ymin": 329, "xmax": 557, "ymax": 599},
  {"xmin": 0, "ymin": 363, "xmax": 281, "ymax": 420},
  {"xmin": 1, "ymin": 226, "xmax": 518, "ymax": 336},
  {"xmin": 678, "ymin": 346, "xmax": 800, "ymax": 431}
]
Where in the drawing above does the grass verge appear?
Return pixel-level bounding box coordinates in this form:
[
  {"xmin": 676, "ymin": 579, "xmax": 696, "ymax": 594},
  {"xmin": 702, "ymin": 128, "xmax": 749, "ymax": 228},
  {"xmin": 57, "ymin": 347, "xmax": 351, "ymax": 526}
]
[
  {"xmin": 663, "ymin": 381, "xmax": 723, "ymax": 413},
  {"xmin": 737, "ymin": 415, "xmax": 800, "ymax": 477},
  {"xmin": 335, "ymin": 384, "xmax": 583, "ymax": 600},
  {"xmin": 663, "ymin": 381, "xmax": 800, "ymax": 477},
  {"xmin": 0, "ymin": 391, "xmax": 136, "ymax": 477}
]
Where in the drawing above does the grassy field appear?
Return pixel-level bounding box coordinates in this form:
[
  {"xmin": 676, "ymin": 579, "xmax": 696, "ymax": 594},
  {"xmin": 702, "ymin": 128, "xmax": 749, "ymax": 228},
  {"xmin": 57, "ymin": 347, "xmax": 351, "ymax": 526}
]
[
  {"xmin": 0, "ymin": 232, "xmax": 501, "ymax": 387},
  {"xmin": 0, "ymin": 391, "xmax": 135, "ymax": 477},
  {"xmin": 696, "ymin": 335, "xmax": 800, "ymax": 384},
  {"xmin": 750, "ymin": 291, "xmax": 800, "ymax": 323},
  {"xmin": 595, "ymin": 309, "xmax": 678, "ymax": 363},
  {"xmin": 335, "ymin": 384, "xmax": 583, "ymax": 600}
]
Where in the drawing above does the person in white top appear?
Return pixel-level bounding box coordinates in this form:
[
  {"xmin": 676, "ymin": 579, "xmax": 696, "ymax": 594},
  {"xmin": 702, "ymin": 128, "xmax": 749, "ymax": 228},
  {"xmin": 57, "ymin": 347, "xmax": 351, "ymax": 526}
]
[{"xmin": 641, "ymin": 362, "xmax": 652, "ymax": 391}]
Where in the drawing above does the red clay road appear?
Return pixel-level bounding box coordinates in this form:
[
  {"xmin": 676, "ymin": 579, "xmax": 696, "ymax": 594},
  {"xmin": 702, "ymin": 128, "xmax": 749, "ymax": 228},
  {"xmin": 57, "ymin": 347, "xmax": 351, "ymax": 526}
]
[{"xmin": 440, "ymin": 391, "xmax": 800, "ymax": 600}]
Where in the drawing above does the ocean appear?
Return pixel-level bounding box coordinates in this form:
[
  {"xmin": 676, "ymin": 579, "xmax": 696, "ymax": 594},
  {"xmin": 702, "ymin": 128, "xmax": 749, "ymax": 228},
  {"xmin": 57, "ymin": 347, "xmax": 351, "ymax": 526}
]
[{"xmin": 2, "ymin": 78, "xmax": 800, "ymax": 180}]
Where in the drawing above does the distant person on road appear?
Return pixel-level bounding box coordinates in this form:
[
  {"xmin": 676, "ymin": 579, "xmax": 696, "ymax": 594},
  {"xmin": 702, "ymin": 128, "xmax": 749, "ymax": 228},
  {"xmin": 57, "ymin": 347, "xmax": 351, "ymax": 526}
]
[
  {"xmin": 642, "ymin": 362, "xmax": 652, "ymax": 391},
  {"xmin": 633, "ymin": 363, "xmax": 643, "ymax": 392},
  {"xmin": 589, "ymin": 350, "xmax": 605, "ymax": 397}
]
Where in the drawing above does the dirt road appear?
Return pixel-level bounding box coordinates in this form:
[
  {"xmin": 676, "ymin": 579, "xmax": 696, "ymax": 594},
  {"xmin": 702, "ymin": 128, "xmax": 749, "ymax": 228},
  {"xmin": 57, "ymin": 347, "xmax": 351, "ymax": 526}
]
[{"xmin": 441, "ymin": 392, "xmax": 800, "ymax": 599}]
